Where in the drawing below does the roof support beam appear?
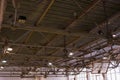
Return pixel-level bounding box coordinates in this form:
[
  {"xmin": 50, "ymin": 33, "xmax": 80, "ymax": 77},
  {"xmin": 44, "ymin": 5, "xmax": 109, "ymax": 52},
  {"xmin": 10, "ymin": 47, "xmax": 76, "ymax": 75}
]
[
  {"xmin": 51, "ymin": 37, "xmax": 84, "ymax": 56},
  {"xmin": 75, "ymin": 13, "xmax": 120, "ymax": 51},
  {"xmin": 47, "ymin": 0, "xmax": 101, "ymax": 55},
  {"xmin": 2, "ymin": 24, "xmax": 89, "ymax": 37},
  {"xmin": 0, "ymin": 0, "xmax": 6, "ymax": 30},
  {"xmin": 4, "ymin": 54, "xmax": 63, "ymax": 60},
  {"xmin": 0, "ymin": 42, "xmax": 75, "ymax": 49},
  {"xmin": 66, "ymin": 0, "xmax": 101, "ymax": 30},
  {"xmin": 24, "ymin": 0, "xmax": 55, "ymax": 55},
  {"xmin": 90, "ymin": 12, "xmax": 120, "ymax": 33},
  {"xmin": 35, "ymin": 0, "xmax": 55, "ymax": 25},
  {"xmin": 35, "ymin": 0, "xmax": 101, "ymax": 55},
  {"xmin": 35, "ymin": 35, "xmax": 57, "ymax": 55},
  {"xmin": 52, "ymin": 12, "xmax": 120, "ymax": 56}
]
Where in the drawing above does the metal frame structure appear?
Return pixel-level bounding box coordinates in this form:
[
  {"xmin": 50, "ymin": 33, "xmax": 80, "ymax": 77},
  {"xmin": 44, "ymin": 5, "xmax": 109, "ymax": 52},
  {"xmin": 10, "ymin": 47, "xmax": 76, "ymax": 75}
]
[{"xmin": 0, "ymin": 0, "xmax": 119, "ymax": 77}]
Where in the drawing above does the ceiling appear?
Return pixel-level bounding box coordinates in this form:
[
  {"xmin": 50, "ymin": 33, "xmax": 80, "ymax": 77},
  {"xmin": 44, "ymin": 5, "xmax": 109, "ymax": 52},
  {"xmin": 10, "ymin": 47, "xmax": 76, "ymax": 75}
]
[{"xmin": 0, "ymin": 0, "xmax": 120, "ymax": 77}]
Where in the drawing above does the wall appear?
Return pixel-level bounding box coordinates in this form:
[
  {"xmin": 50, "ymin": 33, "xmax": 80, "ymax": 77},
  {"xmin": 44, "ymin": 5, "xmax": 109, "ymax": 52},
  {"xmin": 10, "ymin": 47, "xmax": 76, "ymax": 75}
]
[
  {"xmin": 0, "ymin": 77, "xmax": 34, "ymax": 80},
  {"xmin": 0, "ymin": 76, "xmax": 67, "ymax": 80},
  {"xmin": 47, "ymin": 77, "xmax": 67, "ymax": 80}
]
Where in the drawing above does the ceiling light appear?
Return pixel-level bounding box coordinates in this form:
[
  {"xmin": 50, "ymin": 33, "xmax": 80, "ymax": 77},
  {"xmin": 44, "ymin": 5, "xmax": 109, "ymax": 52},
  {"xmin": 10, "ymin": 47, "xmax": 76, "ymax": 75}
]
[
  {"xmin": 7, "ymin": 48, "xmax": 13, "ymax": 51},
  {"xmin": 2, "ymin": 60, "xmax": 7, "ymax": 63},
  {"xmin": 48, "ymin": 62, "xmax": 52, "ymax": 66},
  {"xmin": 0, "ymin": 66, "xmax": 4, "ymax": 69},
  {"xmin": 69, "ymin": 52, "xmax": 74, "ymax": 56},
  {"xmin": 29, "ymin": 71, "xmax": 32, "ymax": 74},
  {"xmin": 112, "ymin": 34, "xmax": 116, "ymax": 38},
  {"xmin": 6, "ymin": 51, "xmax": 9, "ymax": 53},
  {"xmin": 18, "ymin": 16, "xmax": 27, "ymax": 23},
  {"xmin": 103, "ymin": 57, "xmax": 108, "ymax": 60}
]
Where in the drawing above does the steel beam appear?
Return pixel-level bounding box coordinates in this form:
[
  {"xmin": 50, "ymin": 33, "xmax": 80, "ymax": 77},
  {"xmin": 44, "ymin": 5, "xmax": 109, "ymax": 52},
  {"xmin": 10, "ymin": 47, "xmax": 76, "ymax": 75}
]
[
  {"xmin": 36, "ymin": 35, "xmax": 57, "ymax": 55},
  {"xmin": 40, "ymin": 0, "xmax": 101, "ymax": 56},
  {"xmin": 0, "ymin": 41, "xmax": 75, "ymax": 49},
  {"xmin": 66, "ymin": 0, "xmax": 101, "ymax": 30},
  {"xmin": 2, "ymin": 24, "xmax": 89, "ymax": 37},
  {"xmin": 35, "ymin": 0, "xmax": 55, "ymax": 25},
  {"xmin": 0, "ymin": 0, "xmax": 6, "ymax": 30},
  {"xmin": 14, "ymin": 31, "xmax": 31, "ymax": 42},
  {"xmin": 22, "ymin": 0, "xmax": 51, "ymax": 47},
  {"xmin": 4, "ymin": 54, "xmax": 63, "ymax": 60},
  {"xmin": 24, "ymin": 0, "xmax": 55, "ymax": 55},
  {"xmin": 0, "ymin": 76, "xmax": 69, "ymax": 77},
  {"xmin": 90, "ymin": 12, "xmax": 120, "ymax": 33},
  {"xmin": 51, "ymin": 37, "xmax": 83, "ymax": 56},
  {"xmin": 3, "ymin": 53, "xmax": 95, "ymax": 60},
  {"xmin": 61, "ymin": 12, "xmax": 120, "ymax": 55}
]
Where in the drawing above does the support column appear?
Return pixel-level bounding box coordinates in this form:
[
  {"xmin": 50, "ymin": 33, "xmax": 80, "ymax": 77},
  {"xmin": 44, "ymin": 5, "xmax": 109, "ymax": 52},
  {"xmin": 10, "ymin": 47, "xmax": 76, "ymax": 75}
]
[
  {"xmin": 74, "ymin": 75, "xmax": 77, "ymax": 80},
  {"xmin": 35, "ymin": 76, "xmax": 46, "ymax": 80},
  {"xmin": 0, "ymin": 0, "xmax": 6, "ymax": 30},
  {"xmin": 86, "ymin": 71, "xmax": 89, "ymax": 80},
  {"xmin": 102, "ymin": 73, "xmax": 107, "ymax": 80},
  {"xmin": 67, "ymin": 75, "xmax": 69, "ymax": 80}
]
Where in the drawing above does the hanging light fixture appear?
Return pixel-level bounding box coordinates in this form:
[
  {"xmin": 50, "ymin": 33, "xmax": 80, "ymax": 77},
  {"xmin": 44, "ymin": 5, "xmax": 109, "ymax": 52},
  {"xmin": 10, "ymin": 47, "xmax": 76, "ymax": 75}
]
[
  {"xmin": 2, "ymin": 60, "xmax": 7, "ymax": 63},
  {"xmin": 0, "ymin": 66, "xmax": 4, "ymax": 69},
  {"xmin": 6, "ymin": 51, "xmax": 10, "ymax": 53},
  {"xmin": 69, "ymin": 52, "xmax": 74, "ymax": 56},
  {"xmin": 7, "ymin": 47, "xmax": 13, "ymax": 51},
  {"xmin": 63, "ymin": 35, "xmax": 74, "ymax": 57},
  {"xmin": 48, "ymin": 62, "xmax": 53, "ymax": 66},
  {"xmin": 112, "ymin": 34, "xmax": 117, "ymax": 38}
]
